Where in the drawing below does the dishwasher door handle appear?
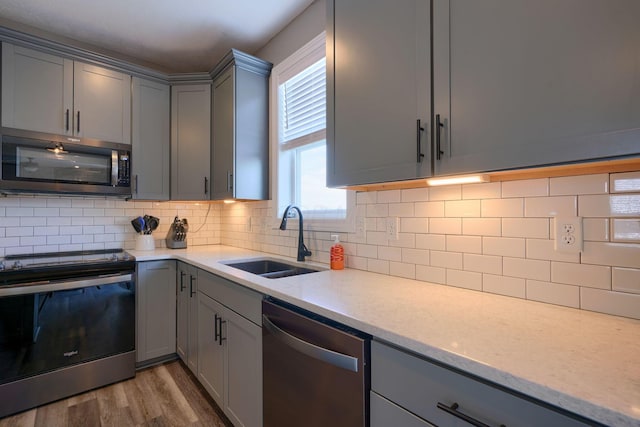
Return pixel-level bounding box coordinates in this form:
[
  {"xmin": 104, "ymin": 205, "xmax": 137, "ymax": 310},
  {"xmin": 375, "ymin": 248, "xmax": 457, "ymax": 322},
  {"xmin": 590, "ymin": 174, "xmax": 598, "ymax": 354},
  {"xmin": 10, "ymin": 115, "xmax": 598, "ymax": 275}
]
[{"xmin": 263, "ymin": 314, "xmax": 359, "ymax": 373}]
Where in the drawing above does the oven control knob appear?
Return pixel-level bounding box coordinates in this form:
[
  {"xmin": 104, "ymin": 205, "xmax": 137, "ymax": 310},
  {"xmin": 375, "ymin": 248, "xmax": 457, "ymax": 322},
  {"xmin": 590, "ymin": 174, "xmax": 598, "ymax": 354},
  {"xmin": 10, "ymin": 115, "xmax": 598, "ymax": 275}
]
[{"xmin": 12, "ymin": 261, "xmax": 22, "ymax": 270}]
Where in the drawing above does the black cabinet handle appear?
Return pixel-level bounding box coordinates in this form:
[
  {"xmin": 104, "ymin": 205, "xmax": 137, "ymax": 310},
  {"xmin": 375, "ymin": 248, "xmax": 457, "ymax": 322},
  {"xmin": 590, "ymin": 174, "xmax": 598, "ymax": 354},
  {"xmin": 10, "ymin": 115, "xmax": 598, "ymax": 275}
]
[
  {"xmin": 189, "ymin": 275, "xmax": 196, "ymax": 297},
  {"xmin": 179, "ymin": 271, "xmax": 186, "ymax": 291},
  {"xmin": 214, "ymin": 313, "xmax": 220, "ymax": 341},
  {"xmin": 215, "ymin": 314, "xmax": 226, "ymax": 345},
  {"xmin": 435, "ymin": 114, "xmax": 444, "ymax": 160},
  {"xmin": 416, "ymin": 119, "xmax": 425, "ymax": 163},
  {"xmin": 65, "ymin": 109, "xmax": 70, "ymax": 131},
  {"xmin": 134, "ymin": 175, "xmax": 139, "ymax": 194},
  {"xmin": 76, "ymin": 111, "xmax": 81, "ymax": 133},
  {"xmin": 437, "ymin": 402, "xmax": 505, "ymax": 427},
  {"xmin": 204, "ymin": 177, "xmax": 208, "ymax": 195}
]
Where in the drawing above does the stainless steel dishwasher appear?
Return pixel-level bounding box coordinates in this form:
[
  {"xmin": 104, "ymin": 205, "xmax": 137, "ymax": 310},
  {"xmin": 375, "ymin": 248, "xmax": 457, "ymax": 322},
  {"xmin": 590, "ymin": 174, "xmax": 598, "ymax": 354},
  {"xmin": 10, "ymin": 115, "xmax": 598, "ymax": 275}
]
[{"xmin": 262, "ymin": 298, "xmax": 370, "ymax": 427}]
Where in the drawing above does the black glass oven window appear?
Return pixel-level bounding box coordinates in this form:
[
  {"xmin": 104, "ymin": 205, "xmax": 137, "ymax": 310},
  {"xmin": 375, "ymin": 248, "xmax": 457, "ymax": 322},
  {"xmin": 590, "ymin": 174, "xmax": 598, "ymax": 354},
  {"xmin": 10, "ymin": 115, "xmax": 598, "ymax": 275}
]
[{"xmin": 0, "ymin": 281, "xmax": 134, "ymax": 385}]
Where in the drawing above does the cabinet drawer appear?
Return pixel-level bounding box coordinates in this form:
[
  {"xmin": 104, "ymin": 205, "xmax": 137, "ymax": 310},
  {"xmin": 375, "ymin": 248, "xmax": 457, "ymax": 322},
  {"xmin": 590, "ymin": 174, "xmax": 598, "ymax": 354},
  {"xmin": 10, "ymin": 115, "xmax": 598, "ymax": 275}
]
[
  {"xmin": 371, "ymin": 341, "xmax": 592, "ymax": 427},
  {"xmin": 371, "ymin": 391, "xmax": 433, "ymax": 427},
  {"xmin": 198, "ymin": 270, "xmax": 262, "ymax": 325}
]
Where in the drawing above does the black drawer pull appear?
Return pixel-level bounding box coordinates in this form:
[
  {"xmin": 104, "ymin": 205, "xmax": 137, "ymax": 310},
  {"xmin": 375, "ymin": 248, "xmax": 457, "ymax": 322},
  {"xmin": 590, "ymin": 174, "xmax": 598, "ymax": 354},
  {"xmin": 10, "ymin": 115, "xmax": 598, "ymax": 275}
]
[{"xmin": 437, "ymin": 402, "xmax": 505, "ymax": 427}]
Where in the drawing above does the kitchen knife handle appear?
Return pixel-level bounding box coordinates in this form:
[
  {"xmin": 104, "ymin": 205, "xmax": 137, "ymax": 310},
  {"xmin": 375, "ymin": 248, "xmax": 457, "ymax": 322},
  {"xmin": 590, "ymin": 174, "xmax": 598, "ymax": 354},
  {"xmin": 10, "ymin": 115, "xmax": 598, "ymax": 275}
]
[{"xmin": 436, "ymin": 114, "xmax": 444, "ymax": 160}]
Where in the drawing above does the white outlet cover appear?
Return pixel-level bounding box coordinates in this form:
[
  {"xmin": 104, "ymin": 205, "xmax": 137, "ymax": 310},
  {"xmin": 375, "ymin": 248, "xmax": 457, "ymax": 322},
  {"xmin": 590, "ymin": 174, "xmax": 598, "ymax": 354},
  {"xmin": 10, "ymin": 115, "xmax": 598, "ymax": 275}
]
[{"xmin": 554, "ymin": 216, "xmax": 583, "ymax": 253}]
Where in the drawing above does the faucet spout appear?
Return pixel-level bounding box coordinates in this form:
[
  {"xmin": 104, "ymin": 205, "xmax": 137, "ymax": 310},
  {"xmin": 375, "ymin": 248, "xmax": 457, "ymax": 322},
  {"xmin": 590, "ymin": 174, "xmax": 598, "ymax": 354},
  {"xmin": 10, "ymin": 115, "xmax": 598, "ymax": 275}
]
[{"xmin": 280, "ymin": 205, "xmax": 312, "ymax": 262}]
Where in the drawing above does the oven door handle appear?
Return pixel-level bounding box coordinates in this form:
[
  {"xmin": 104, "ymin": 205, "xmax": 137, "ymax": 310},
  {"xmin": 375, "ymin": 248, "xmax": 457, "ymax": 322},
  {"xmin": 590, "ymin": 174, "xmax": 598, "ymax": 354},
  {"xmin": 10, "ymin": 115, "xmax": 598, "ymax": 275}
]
[
  {"xmin": 0, "ymin": 274, "xmax": 133, "ymax": 297},
  {"xmin": 262, "ymin": 314, "xmax": 359, "ymax": 373}
]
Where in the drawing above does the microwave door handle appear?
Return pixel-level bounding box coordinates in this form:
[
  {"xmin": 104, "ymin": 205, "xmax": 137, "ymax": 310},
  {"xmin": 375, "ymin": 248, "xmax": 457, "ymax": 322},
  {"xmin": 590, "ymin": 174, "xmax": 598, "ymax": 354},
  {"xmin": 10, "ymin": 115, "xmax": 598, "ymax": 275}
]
[{"xmin": 111, "ymin": 150, "xmax": 119, "ymax": 186}]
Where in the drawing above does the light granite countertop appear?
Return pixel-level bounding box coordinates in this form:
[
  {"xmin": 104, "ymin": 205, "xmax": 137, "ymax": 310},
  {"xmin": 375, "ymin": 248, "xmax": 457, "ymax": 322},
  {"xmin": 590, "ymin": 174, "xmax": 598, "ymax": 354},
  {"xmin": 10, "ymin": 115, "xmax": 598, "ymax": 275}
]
[{"xmin": 131, "ymin": 245, "xmax": 640, "ymax": 427}]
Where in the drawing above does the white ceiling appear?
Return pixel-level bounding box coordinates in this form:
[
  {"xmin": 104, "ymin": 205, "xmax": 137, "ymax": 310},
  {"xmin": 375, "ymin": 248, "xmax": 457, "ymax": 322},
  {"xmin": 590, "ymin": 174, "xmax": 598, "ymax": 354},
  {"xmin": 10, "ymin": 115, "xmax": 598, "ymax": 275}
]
[{"xmin": 0, "ymin": 0, "xmax": 315, "ymax": 73}]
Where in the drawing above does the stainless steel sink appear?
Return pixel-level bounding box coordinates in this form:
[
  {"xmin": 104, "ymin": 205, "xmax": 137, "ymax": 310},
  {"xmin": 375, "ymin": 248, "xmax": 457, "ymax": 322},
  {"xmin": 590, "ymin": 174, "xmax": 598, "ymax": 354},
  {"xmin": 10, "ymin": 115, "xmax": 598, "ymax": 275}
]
[{"xmin": 224, "ymin": 259, "xmax": 321, "ymax": 279}]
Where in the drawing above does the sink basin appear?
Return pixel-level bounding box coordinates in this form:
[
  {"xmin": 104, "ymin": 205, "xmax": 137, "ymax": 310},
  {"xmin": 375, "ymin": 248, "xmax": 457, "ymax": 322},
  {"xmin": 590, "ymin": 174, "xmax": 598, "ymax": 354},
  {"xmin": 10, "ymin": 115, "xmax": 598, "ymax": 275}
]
[{"xmin": 224, "ymin": 259, "xmax": 321, "ymax": 279}]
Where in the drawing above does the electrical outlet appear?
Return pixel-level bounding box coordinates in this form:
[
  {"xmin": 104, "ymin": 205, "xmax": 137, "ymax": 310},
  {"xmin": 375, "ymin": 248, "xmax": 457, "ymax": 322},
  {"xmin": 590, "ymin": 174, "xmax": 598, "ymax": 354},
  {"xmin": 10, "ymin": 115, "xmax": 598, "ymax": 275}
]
[
  {"xmin": 355, "ymin": 217, "xmax": 366, "ymax": 241},
  {"xmin": 386, "ymin": 217, "xmax": 399, "ymax": 241},
  {"xmin": 554, "ymin": 216, "xmax": 583, "ymax": 253}
]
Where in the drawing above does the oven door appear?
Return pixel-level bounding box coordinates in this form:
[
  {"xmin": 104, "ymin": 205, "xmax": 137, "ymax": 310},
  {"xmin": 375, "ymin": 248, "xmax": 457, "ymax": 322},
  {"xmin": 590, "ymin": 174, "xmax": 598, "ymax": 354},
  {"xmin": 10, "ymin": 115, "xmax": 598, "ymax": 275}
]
[{"xmin": 0, "ymin": 274, "xmax": 135, "ymax": 386}]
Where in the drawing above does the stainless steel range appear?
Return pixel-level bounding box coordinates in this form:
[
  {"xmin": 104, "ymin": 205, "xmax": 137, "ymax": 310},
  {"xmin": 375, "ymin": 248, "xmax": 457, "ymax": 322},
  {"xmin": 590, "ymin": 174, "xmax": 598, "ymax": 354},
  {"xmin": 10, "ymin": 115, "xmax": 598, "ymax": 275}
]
[{"xmin": 0, "ymin": 249, "xmax": 136, "ymax": 417}]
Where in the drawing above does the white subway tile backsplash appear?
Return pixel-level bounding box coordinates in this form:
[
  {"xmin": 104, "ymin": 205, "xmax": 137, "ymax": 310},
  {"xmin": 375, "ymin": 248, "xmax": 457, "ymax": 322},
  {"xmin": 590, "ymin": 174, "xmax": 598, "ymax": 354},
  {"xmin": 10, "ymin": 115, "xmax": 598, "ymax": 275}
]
[
  {"xmin": 462, "ymin": 218, "xmax": 502, "ymax": 236},
  {"xmin": 583, "ymin": 218, "xmax": 609, "ymax": 241},
  {"xmin": 483, "ymin": 274, "xmax": 526, "ymax": 298},
  {"xmin": 579, "ymin": 194, "xmax": 640, "ymax": 217},
  {"xmin": 611, "ymin": 218, "xmax": 640, "ymax": 243},
  {"xmin": 612, "ymin": 267, "xmax": 640, "ymax": 294},
  {"xmin": 416, "ymin": 265, "xmax": 446, "ymax": 284},
  {"xmin": 378, "ymin": 246, "xmax": 402, "ymax": 262},
  {"xmin": 366, "ymin": 231, "xmax": 387, "ymax": 246},
  {"xmin": 483, "ymin": 237, "xmax": 526, "ymax": 258},
  {"xmin": 446, "ymin": 235, "xmax": 482, "ymax": 254},
  {"xmin": 377, "ymin": 190, "xmax": 401, "ymax": 203},
  {"xmin": 581, "ymin": 288, "xmax": 640, "ymax": 319},
  {"xmin": 445, "ymin": 200, "xmax": 480, "ymax": 217},
  {"xmin": 367, "ymin": 259, "xmax": 389, "ymax": 275},
  {"xmin": 524, "ymin": 196, "xmax": 577, "ymax": 217},
  {"xmin": 429, "ymin": 185, "xmax": 462, "ymax": 201},
  {"xmin": 415, "ymin": 234, "xmax": 446, "ymax": 250},
  {"xmin": 462, "ymin": 182, "xmax": 501, "ymax": 200},
  {"xmin": 20, "ymin": 217, "xmax": 47, "ymax": 226},
  {"xmin": 356, "ymin": 192, "xmax": 377, "ymax": 205},
  {"xmin": 447, "ymin": 269, "xmax": 482, "ymax": 291},
  {"xmin": 526, "ymin": 280, "xmax": 580, "ymax": 308},
  {"xmin": 502, "ymin": 218, "xmax": 549, "ymax": 239},
  {"xmin": 389, "ymin": 203, "xmax": 414, "ymax": 217},
  {"xmin": 582, "ymin": 242, "xmax": 640, "ymax": 269},
  {"xmin": 610, "ymin": 171, "xmax": 640, "ymax": 193},
  {"xmin": 6, "ymin": 228, "xmax": 34, "ymax": 237},
  {"xmin": 431, "ymin": 251, "xmax": 463, "ymax": 269},
  {"xmin": 502, "ymin": 178, "xmax": 548, "ymax": 198},
  {"xmin": 400, "ymin": 218, "xmax": 429, "ymax": 234},
  {"xmin": 525, "ymin": 238, "xmax": 580, "ymax": 263},
  {"xmin": 390, "ymin": 262, "xmax": 416, "ymax": 279},
  {"xmin": 551, "ymin": 262, "xmax": 611, "ymax": 289},
  {"xmin": 6, "ymin": 207, "xmax": 34, "ymax": 217},
  {"xmin": 550, "ymin": 174, "xmax": 609, "ymax": 196},
  {"xmin": 463, "ymin": 253, "xmax": 502, "ymax": 275},
  {"xmin": 356, "ymin": 244, "xmax": 378, "ymax": 258},
  {"xmin": 401, "ymin": 248, "xmax": 430, "ymax": 266},
  {"xmin": 388, "ymin": 233, "xmax": 416, "ymax": 249},
  {"xmin": 429, "ymin": 218, "xmax": 461, "ymax": 235},
  {"xmin": 414, "ymin": 201, "xmax": 445, "ymax": 217},
  {"xmin": 401, "ymin": 188, "xmax": 429, "ymax": 202},
  {"xmin": 366, "ymin": 204, "xmax": 389, "ymax": 218},
  {"xmin": 503, "ymin": 257, "xmax": 550, "ymax": 281},
  {"xmin": 481, "ymin": 198, "xmax": 523, "ymax": 218}
]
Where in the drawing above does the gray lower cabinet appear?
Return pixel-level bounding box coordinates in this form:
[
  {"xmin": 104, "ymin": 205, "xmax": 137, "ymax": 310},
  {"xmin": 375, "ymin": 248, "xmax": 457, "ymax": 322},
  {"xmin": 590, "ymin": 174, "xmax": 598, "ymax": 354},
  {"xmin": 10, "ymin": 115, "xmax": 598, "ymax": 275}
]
[
  {"xmin": 176, "ymin": 262, "xmax": 199, "ymax": 374},
  {"xmin": 171, "ymin": 84, "xmax": 211, "ymax": 200},
  {"xmin": 327, "ymin": 0, "xmax": 432, "ymax": 187},
  {"xmin": 132, "ymin": 77, "xmax": 170, "ymax": 200},
  {"xmin": 371, "ymin": 340, "xmax": 592, "ymax": 427},
  {"xmin": 197, "ymin": 270, "xmax": 262, "ymax": 427},
  {"xmin": 432, "ymin": 0, "xmax": 640, "ymax": 175},
  {"xmin": 210, "ymin": 51, "xmax": 271, "ymax": 201},
  {"xmin": 1, "ymin": 42, "xmax": 131, "ymax": 144},
  {"xmin": 136, "ymin": 261, "xmax": 177, "ymax": 364}
]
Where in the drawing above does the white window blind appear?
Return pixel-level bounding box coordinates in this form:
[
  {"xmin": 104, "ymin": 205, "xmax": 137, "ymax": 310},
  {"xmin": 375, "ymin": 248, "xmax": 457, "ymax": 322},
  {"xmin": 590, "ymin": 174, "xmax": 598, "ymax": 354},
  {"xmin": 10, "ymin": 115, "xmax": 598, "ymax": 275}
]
[{"xmin": 279, "ymin": 57, "xmax": 326, "ymax": 150}]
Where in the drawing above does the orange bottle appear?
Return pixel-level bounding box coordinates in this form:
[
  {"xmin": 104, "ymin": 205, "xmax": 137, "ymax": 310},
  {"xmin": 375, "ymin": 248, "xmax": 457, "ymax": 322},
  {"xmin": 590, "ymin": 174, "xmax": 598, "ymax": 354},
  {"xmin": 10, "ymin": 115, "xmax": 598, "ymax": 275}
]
[{"xmin": 330, "ymin": 234, "xmax": 344, "ymax": 270}]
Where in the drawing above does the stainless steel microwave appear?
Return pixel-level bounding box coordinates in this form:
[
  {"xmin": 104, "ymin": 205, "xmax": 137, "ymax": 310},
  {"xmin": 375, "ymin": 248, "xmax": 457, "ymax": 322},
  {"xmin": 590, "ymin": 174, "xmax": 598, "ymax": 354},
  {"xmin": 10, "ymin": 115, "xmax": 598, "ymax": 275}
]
[{"xmin": 0, "ymin": 128, "xmax": 131, "ymax": 196}]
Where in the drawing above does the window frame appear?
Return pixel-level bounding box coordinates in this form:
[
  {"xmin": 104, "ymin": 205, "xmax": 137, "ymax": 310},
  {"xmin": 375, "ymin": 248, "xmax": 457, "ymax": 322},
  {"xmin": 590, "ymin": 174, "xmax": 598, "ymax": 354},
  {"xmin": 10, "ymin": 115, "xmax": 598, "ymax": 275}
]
[{"xmin": 269, "ymin": 32, "xmax": 355, "ymax": 233}]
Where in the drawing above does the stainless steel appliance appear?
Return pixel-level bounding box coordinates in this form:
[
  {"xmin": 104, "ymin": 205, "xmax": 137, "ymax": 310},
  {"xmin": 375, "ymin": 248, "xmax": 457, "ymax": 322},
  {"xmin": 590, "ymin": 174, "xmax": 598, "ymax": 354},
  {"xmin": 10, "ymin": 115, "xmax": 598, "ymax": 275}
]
[
  {"xmin": 262, "ymin": 298, "xmax": 370, "ymax": 427},
  {"xmin": 0, "ymin": 127, "xmax": 131, "ymax": 196},
  {"xmin": 0, "ymin": 249, "xmax": 136, "ymax": 417}
]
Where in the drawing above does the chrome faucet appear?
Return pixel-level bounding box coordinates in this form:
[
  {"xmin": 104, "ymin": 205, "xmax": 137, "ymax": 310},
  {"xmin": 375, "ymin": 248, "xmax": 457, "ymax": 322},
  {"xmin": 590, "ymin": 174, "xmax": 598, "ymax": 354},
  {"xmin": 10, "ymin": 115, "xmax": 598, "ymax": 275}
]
[{"xmin": 279, "ymin": 205, "xmax": 312, "ymax": 262}]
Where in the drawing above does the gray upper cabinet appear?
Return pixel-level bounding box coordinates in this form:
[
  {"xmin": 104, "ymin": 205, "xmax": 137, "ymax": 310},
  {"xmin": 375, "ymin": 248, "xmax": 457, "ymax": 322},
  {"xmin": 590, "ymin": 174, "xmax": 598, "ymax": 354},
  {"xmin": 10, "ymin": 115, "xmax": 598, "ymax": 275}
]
[
  {"xmin": 211, "ymin": 50, "xmax": 271, "ymax": 201},
  {"xmin": 132, "ymin": 77, "xmax": 170, "ymax": 200},
  {"xmin": 1, "ymin": 42, "xmax": 131, "ymax": 144},
  {"xmin": 433, "ymin": 0, "xmax": 640, "ymax": 176},
  {"xmin": 327, "ymin": 0, "xmax": 431, "ymax": 187},
  {"xmin": 171, "ymin": 84, "xmax": 211, "ymax": 200}
]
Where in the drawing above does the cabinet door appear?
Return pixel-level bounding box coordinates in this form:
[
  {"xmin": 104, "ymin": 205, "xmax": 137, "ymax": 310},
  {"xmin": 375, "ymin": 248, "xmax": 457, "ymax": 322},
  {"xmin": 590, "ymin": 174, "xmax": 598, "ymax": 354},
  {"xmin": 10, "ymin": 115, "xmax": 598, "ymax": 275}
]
[
  {"xmin": 327, "ymin": 0, "xmax": 431, "ymax": 187},
  {"xmin": 171, "ymin": 84, "xmax": 211, "ymax": 200},
  {"xmin": 212, "ymin": 67, "xmax": 235, "ymax": 200},
  {"xmin": 197, "ymin": 293, "xmax": 225, "ymax": 406},
  {"xmin": 1, "ymin": 43, "xmax": 73, "ymax": 135},
  {"xmin": 73, "ymin": 61, "xmax": 131, "ymax": 144},
  {"xmin": 187, "ymin": 267, "xmax": 199, "ymax": 374},
  {"xmin": 176, "ymin": 263, "xmax": 190, "ymax": 363},
  {"xmin": 224, "ymin": 307, "xmax": 262, "ymax": 427},
  {"xmin": 433, "ymin": 0, "xmax": 640, "ymax": 175},
  {"xmin": 132, "ymin": 77, "xmax": 170, "ymax": 200},
  {"xmin": 136, "ymin": 261, "xmax": 176, "ymax": 363},
  {"xmin": 371, "ymin": 392, "xmax": 433, "ymax": 427}
]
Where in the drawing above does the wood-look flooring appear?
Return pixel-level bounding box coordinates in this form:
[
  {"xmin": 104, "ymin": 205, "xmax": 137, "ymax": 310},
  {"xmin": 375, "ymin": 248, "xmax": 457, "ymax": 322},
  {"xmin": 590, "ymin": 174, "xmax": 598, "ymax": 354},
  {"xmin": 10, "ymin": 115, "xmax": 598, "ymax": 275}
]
[{"xmin": 0, "ymin": 361, "xmax": 233, "ymax": 427}]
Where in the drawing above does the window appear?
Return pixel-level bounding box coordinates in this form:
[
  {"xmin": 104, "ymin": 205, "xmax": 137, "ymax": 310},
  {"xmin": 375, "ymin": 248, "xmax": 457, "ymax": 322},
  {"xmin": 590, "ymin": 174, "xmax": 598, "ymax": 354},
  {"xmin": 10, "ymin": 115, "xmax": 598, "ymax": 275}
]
[{"xmin": 271, "ymin": 32, "xmax": 354, "ymax": 231}]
